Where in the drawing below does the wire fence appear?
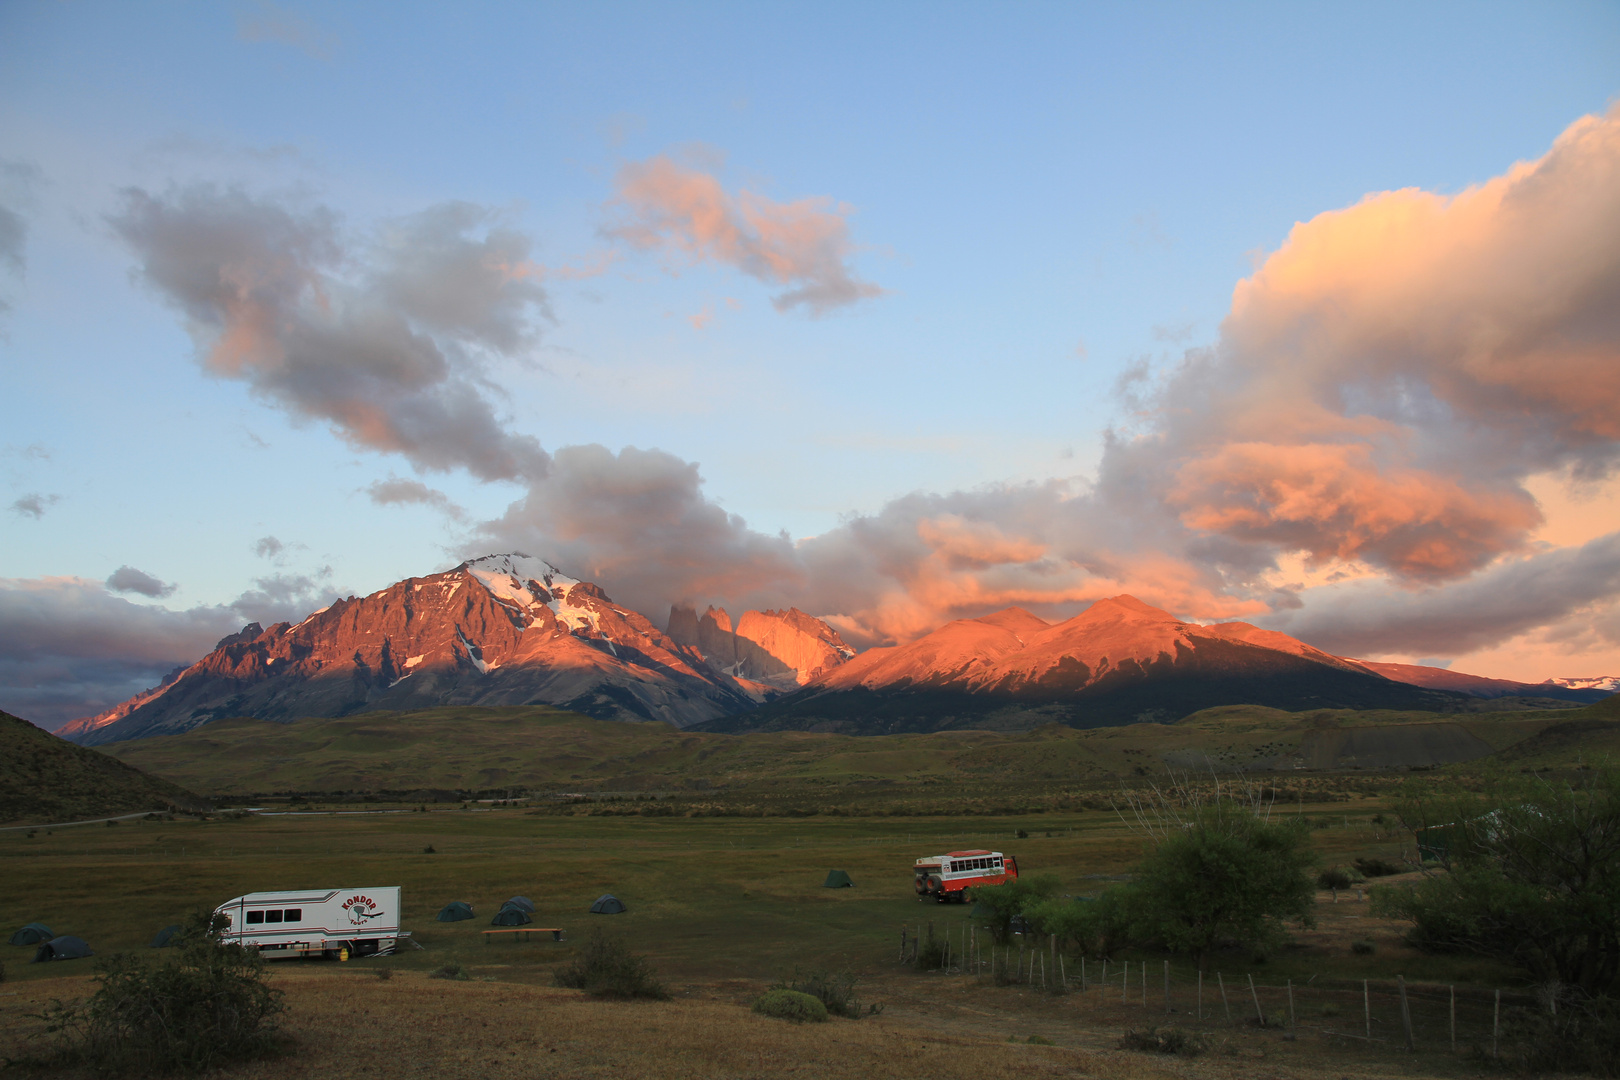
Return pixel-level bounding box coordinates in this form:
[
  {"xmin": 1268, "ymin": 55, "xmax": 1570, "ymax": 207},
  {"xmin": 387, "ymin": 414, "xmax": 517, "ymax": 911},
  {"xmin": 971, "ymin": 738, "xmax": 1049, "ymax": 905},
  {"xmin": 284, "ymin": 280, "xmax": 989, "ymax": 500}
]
[{"xmin": 898, "ymin": 922, "xmax": 1527, "ymax": 1056}]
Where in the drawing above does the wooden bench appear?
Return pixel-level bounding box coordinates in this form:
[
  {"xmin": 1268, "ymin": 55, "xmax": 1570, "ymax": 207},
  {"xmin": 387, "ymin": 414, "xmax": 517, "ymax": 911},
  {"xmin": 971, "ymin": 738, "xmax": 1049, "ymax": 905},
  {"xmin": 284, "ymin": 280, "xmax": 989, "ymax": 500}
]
[{"xmin": 482, "ymin": 928, "xmax": 564, "ymax": 943}]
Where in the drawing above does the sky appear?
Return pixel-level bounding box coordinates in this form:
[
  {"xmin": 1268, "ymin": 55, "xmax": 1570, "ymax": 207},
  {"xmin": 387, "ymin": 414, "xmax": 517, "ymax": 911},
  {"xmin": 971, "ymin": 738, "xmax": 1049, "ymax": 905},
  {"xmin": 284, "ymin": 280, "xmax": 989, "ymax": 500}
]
[{"xmin": 2, "ymin": 1, "xmax": 1619, "ymax": 728}]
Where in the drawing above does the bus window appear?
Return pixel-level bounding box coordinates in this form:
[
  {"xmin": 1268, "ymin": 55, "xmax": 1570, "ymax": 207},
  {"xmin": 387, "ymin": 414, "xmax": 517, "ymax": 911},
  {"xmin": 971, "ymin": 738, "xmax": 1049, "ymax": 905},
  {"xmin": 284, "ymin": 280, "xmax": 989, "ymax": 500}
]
[
  {"xmin": 265, "ymin": 911, "xmax": 284, "ymax": 923},
  {"xmin": 284, "ymin": 909, "xmax": 301, "ymax": 921},
  {"xmin": 246, "ymin": 911, "xmax": 265, "ymax": 924}
]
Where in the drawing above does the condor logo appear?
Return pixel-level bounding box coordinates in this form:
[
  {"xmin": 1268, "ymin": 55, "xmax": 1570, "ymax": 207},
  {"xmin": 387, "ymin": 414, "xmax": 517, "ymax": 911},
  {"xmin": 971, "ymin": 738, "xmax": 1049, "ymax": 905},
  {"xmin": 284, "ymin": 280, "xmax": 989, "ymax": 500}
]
[{"xmin": 343, "ymin": 895, "xmax": 384, "ymax": 925}]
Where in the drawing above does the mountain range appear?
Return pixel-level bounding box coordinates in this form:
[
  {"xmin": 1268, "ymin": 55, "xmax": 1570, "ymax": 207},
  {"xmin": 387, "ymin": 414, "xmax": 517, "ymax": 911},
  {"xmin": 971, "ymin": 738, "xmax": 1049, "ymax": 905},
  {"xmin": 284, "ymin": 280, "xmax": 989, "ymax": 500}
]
[{"xmin": 54, "ymin": 554, "xmax": 1613, "ymax": 745}]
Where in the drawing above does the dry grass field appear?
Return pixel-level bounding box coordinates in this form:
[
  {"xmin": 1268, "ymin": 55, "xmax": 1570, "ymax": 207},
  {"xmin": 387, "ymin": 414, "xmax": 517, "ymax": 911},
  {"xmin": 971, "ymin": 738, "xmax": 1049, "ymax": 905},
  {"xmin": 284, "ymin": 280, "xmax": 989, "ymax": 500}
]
[{"xmin": 0, "ymin": 794, "xmax": 1533, "ymax": 1079}]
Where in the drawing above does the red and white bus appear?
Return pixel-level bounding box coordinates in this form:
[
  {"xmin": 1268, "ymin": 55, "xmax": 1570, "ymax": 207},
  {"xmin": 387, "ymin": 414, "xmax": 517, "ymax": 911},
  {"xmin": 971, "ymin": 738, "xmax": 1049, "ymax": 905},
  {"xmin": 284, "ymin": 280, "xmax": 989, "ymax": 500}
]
[{"xmin": 914, "ymin": 849, "xmax": 1018, "ymax": 902}]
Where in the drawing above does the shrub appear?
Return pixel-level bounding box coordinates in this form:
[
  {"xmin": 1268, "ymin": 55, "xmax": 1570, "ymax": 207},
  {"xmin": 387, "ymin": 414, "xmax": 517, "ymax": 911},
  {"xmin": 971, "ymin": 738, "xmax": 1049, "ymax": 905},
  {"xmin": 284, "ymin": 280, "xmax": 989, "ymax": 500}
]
[
  {"xmin": 29, "ymin": 912, "xmax": 284, "ymax": 1075},
  {"xmin": 1127, "ymin": 802, "xmax": 1316, "ymax": 968},
  {"xmin": 775, "ymin": 969, "xmax": 866, "ymax": 1018},
  {"xmin": 1317, "ymin": 868, "xmax": 1351, "ymax": 893},
  {"xmin": 1351, "ymin": 939, "xmax": 1375, "ymax": 955},
  {"xmin": 1117, "ymin": 1027, "xmax": 1205, "ymax": 1056},
  {"xmin": 1494, "ymin": 991, "xmax": 1620, "ymax": 1077},
  {"xmin": 751, "ymin": 989, "xmax": 828, "ymax": 1023},
  {"xmin": 430, "ymin": 963, "xmax": 470, "ymax": 980},
  {"xmin": 1353, "ymin": 856, "xmax": 1403, "ymax": 878},
  {"xmin": 552, "ymin": 932, "xmax": 668, "ymax": 1000},
  {"xmin": 1378, "ymin": 768, "xmax": 1620, "ymax": 995},
  {"xmin": 973, "ymin": 874, "xmax": 1062, "ymax": 943},
  {"xmin": 1025, "ymin": 892, "xmax": 1131, "ymax": 958}
]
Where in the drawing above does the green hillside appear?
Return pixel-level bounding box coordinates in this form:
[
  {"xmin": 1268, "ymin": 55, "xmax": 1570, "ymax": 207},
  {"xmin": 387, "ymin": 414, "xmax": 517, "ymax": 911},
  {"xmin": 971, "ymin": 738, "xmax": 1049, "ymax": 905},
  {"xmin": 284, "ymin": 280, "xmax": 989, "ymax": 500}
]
[
  {"xmin": 97, "ymin": 698, "xmax": 1615, "ymax": 797},
  {"xmin": 0, "ymin": 709, "xmax": 204, "ymax": 824}
]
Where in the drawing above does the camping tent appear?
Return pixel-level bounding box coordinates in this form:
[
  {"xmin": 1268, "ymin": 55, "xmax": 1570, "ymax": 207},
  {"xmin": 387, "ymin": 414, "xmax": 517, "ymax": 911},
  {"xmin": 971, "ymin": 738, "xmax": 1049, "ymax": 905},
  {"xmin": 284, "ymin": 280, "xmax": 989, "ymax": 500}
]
[
  {"xmin": 33, "ymin": 936, "xmax": 92, "ymax": 963},
  {"xmin": 9, "ymin": 922, "xmax": 52, "ymax": 946},
  {"xmin": 502, "ymin": 896, "xmax": 535, "ymax": 913},
  {"xmin": 490, "ymin": 907, "xmax": 531, "ymax": 926},
  {"xmin": 589, "ymin": 894, "xmax": 626, "ymax": 914},
  {"xmin": 150, "ymin": 924, "xmax": 184, "ymax": 948},
  {"xmin": 823, "ymin": 870, "xmax": 854, "ymax": 888},
  {"xmin": 436, "ymin": 902, "xmax": 475, "ymax": 922}
]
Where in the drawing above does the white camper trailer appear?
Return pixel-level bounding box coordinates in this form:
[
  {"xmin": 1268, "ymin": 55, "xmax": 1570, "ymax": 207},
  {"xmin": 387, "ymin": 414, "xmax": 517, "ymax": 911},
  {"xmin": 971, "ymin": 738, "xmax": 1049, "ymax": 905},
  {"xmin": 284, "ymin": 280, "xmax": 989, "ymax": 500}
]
[{"xmin": 214, "ymin": 887, "xmax": 403, "ymax": 960}]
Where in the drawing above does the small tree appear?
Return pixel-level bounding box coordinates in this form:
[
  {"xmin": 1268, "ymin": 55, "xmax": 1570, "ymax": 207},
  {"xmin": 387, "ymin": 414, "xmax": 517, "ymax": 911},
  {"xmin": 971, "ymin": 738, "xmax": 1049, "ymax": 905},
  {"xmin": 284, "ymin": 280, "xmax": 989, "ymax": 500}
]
[
  {"xmin": 1125, "ymin": 798, "xmax": 1315, "ymax": 968},
  {"xmin": 971, "ymin": 874, "xmax": 1061, "ymax": 944},
  {"xmin": 32, "ymin": 911, "xmax": 284, "ymax": 1074},
  {"xmin": 1374, "ymin": 767, "xmax": 1620, "ymax": 998}
]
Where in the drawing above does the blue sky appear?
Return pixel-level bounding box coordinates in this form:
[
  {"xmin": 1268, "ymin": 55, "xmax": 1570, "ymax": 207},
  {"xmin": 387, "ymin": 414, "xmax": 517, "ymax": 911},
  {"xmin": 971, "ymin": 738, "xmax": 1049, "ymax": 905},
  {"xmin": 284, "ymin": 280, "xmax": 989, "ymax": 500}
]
[{"xmin": 3, "ymin": 1, "xmax": 1619, "ymax": 725}]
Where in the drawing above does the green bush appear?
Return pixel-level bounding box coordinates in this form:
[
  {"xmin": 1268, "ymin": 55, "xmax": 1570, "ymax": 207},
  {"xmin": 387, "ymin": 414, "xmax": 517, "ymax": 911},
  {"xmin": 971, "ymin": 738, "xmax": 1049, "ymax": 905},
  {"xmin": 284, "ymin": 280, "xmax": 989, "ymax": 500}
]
[
  {"xmin": 1127, "ymin": 802, "xmax": 1316, "ymax": 967},
  {"xmin": 1353, "ymin": 856, "xmax": 1402, "ymax": 877},
  {"xmin": 972, "ymin": 874, "xmax": 1061, "ymax": 943},
  {"xmin": 1377, "ymin": 768, "xmax": 1620, "ymax": 995},
  {"xmin": 552, "ymin": 932, "xmax": 668, "ymax": 1000},
  {"xmin": 1317, "ymin": 867, "xmax": 1351, "ymax": 892},
  {"xmin": 29, "ymin": 912, "xmax": 284, "ymax": 1075},
  {"xmin": 1351, "ymin": 939, "xmax": 1375, "ymax": 955},
  {"xmin": 774, "ymin": 969, "xmax": 867, "ymax": 1018},
  {"xmin": 752, "ymin": 989, "xmax": 828, "ymax": 1023},
  {"xmin": 1495, "ymin": 991, "xmax": 1620, "ymax": 1077},
  {"xmin": 1025, "ymin": 891, "xmax": 1132, "ymax": 958},
  {"xmin": 1117, "ymin": 1027, "xmax": 1205, "ymax": 1056}
]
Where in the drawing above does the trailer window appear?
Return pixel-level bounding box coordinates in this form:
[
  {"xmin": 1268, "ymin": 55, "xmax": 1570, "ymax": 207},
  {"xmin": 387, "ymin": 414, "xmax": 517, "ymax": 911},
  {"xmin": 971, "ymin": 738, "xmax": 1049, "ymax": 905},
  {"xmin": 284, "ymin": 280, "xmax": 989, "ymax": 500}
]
[
  {"xmin": 283, "ymin": 909, "xmax": 300, "ymax": 922},
  {"xmin": 265, "ymin": 910, "xmax": 283, "ymax": 923},
  {"xmin": 246, "ymin": 911, "xmax": 265, "ymax": 924}
]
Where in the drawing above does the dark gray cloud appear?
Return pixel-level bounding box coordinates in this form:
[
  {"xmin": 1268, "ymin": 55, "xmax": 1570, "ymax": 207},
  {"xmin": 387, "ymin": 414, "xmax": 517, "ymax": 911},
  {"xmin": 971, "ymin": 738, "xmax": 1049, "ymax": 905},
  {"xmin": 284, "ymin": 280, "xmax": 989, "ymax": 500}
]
[
  {"xmin": 105, "ymin": 565, "xmax": 177, "ymax": 598},
  {"xmin": 1259, "ymin": 532, "xmax": 1620, "ymax": 658},
  {"xmin": 9, "ymin": 493, "xmax": 59, "ymax": 519},
  {"xmin": 253, "ymin": 535, "xmax": 284, "ymax": 559},
  {"xmin": 109, "ymin": 185, "xmax": 551, "ymax": 482},
  {"xmin": 0, "ymin": 571, "xmax": 345, "ymax": 729}
]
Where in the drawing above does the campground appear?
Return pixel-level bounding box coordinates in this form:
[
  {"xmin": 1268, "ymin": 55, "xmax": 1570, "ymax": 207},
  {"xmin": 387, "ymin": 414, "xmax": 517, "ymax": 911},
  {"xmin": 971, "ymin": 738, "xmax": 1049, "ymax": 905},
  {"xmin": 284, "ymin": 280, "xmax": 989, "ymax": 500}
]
[{"xmin": 0, "ymin": 798, "xmax": 1527, "ymax": 1078}]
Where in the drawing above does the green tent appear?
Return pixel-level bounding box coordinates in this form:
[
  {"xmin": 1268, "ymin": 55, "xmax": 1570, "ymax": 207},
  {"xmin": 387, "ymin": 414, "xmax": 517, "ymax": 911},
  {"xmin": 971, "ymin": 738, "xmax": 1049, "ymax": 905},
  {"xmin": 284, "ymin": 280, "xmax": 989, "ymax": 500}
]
[
  {"xmin": 436, "ymin": 902, "xmax": 475, "ymax": 922},
  {"xmin": 503, "ymin": 896, "xmax": 536, "ymax": 913},
  {"xmin": 9, "ymin": 922, "xmax": 53, "ymax": 946},
  {"xmin": 490, "ymin": 907, "xmax": 531, "ymax": 926},
  {"xmin": 822, "ymin": 870, "xmax": 854, "ymax": 888},
  {"xmin": 33, "ymin": 936, "xmax": 92, "ymax": 962},
  {"xmin": 589, "ymin": 894, "xmax": 625, "ymax": 914},
  {"xmin": 150, "ymin": 924, "xmax": 184, "ymax": 948}
]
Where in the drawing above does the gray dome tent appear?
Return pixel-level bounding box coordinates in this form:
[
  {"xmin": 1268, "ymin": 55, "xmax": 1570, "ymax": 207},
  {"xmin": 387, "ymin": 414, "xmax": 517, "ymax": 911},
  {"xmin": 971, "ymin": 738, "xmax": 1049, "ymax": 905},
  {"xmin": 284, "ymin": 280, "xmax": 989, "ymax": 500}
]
[
  {"xmin": 823, "ymin": 870, "xmax": 854, "ymax": 888},
  {"xmin": 502, "ymin": 896, "xmax": 535, "ymax": 913},
  {"xmin": 9, "ymin": 922, "xmax": 53, "ymax": 946},
  {"xmin": 436, "ymin": 901, "xmax": 475, "ymax": 922},
  {"xmin": 490, "ymin": 907, "xmax": 531, "ymax": 926},
  {"xmin": 589, "ymin": 894, "xmax": 626, "ymax": 914},
  {"xmin": 150, "ymin": 924, "xmax": 184, "ymax": 948},
  {"xmin": 33, "ymin": 936, "xmax": 92, "ymax": 963}
]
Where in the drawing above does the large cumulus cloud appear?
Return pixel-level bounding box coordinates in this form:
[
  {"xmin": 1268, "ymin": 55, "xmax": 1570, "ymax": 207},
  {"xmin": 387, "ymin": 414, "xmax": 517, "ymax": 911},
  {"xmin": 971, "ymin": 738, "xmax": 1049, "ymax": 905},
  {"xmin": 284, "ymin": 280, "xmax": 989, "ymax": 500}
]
[{"xmin": 109, "ymin": 187, "xmax": 552, "ymax": 481}]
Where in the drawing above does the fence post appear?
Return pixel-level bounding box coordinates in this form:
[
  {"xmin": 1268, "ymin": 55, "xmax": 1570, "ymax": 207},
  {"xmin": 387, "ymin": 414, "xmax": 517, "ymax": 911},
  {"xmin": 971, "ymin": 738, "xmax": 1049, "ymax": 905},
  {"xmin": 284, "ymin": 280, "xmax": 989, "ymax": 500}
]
[
  {"xmin": 1219, "ymin": 972, "xmax": 1231, "ymax": 1023},
  {"xmin": 1450, "ymin": 985, "xmax": 1455, "ymax": 1052},
  {"xmin": 1197, "ymin": 970, "xmax": 1203, "ymax": 1020},
  {"xmin": 1164, "ymin": 960, "xmax": 1170, "ymax": 1014},
  {"xmin": 1493, "ymin": 989, "xmax": 1500, "ymax": 1058},
  {"xmin": 1142, "ymin": 961, "xmax": 1147, "ymax": 1008},
  {"xmin": 1287, "ymin": 979, "xmax": 1295, "ymax": 1030},
  {"xmin": 1059, "ymin": 954, "xmax": 1066, "ymax": 990},
  {"xmin": 1248, "ymin": 973, "xmax": 1265, "ymax": 1027},
  {"xmin": 1398, "ymin": 975, "xmax": 1414, "ymax": 1051},
  {"xmin": 1364, "ymin": 979, "xmax": 1371, "ymax": 1039},
  {"xmin": 1041, "ymin": 952, "xmax": 1047, "ymax": 991},
  {"xmin": 1100, "ymin": 958, "xmax": 1106, "ymax": 1000},
  {"xmin": 1123, "ymin": 959, "xmax": 1128, "ymax": 1003},
  {"xmin": 900, "ymin": 926, "xmax": 906, "ymax": 963}
]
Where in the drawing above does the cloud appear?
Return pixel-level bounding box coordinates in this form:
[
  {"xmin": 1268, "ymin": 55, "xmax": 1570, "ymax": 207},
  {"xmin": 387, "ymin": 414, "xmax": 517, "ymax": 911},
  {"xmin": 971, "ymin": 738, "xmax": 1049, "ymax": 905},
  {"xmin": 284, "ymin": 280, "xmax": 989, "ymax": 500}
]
[
  {"xmin": 254, "ymin": 535, "xmax": 284, "ymax": 559},
  {"xmin": 0, "ymin": 570, "xmax": 346, "ymax": 728},
  {"xmin": 1260, "ymin": 531, "xmax": 1620, "ymax": 658},
  {"xmin": 236, "ymin": 2, "xmax": 337, "ymax": 60},
  {"xmin": 9, "ymin": 493, "xmax": 58, "ymax": 518},
  {"xmin": 608, "ymin": 154, "xmax": 883, "ymax": 314},
  {"xmin": 105, "ymin": 566, "xmax": 177, "ymax": 598},
  {"xmin": 367, "ymin": 477, "xmax": 467, "ymax": 522},
  {"xmin": 109, "ymin": 186, "xmax": 552, "ymax": 482}
]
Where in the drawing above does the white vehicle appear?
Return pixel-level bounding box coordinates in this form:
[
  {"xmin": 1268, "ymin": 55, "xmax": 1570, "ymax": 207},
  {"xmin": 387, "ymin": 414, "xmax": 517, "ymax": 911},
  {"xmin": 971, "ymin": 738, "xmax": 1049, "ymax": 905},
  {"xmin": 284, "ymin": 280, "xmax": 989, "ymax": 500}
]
[{"xmin": 214, "ymin": 887, "xmax": 403, "ymax": 960}]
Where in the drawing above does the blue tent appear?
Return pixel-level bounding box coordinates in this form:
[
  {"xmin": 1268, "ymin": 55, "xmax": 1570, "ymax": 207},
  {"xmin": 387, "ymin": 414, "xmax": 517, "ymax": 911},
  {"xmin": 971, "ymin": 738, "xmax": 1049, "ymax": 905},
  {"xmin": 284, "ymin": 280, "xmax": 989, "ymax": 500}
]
[
  {"xmin": 10, "ymin": 922, "xmax": 53, "ymax": 946},
  {"xmin": 490, "ymin": 907, "xmax": 531, "ymax": 926},
  {"xmin": 33, "ymin": 936, "xmax": 92, "ymax": 962},
  {"xmin": 436, "ymin": 902, "xmax": 475, "ymax": 922},
  {"xmin": 150, "ymin": 924, "xmax": 184, "ymax": 948},
  {"xmin": 502, "ymin": 896, "xmax": 535, "ymax": 913},
  {"xmin": 589, "ymin": 894, "xmax": 626, "ymax": 914}
]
